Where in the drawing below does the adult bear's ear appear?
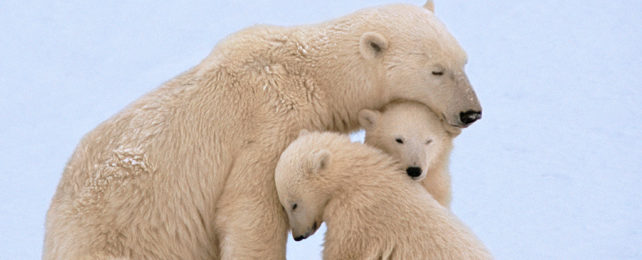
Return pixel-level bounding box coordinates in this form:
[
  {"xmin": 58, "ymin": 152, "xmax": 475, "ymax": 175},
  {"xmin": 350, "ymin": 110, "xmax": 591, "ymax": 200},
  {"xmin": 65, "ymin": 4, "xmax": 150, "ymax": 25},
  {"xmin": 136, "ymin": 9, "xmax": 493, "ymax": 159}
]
[
  {"xmin": 309, "ymin": 149, "xmax": 330, "ymax": 174},
  {"xmin": 358, "ymin": 109, "xmax": 381, "ymax": 130},
  {"xmin": 423, "ymin": 0, "xmax": 435, "ymax": 12},
  {"xmin": 359, "ymin": 32, "xmax": 388, "ymax": 60}
]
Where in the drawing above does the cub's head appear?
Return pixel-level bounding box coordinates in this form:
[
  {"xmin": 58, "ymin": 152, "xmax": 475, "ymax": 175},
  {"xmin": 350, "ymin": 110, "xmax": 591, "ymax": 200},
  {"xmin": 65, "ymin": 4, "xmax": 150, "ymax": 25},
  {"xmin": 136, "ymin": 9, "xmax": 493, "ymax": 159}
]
[
  {"xmin": 275, "ymin": 131, "xmax": 347, "ymax": 241},
  {"xmin": 359, "ymin": 101, "xmax": 459, "ymax": 180},
  {"xmin": 356, "ymin": 1, "xmax": 482, "ymax": 127}
]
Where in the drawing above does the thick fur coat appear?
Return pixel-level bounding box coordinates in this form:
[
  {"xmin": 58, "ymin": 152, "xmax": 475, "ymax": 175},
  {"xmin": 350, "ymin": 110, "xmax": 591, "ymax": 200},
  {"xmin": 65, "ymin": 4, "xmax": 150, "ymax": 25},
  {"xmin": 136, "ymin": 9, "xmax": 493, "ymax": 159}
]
[
  {"xmin": 275, "ymin": 131, "xmax": 491, "ymax": 259},
  {"xmin": 44, "ymin": 2, "xmax": 480, "ymax": 259},
  {"xmin": 360, "ymin": 101, "xmax": 460, "ymax": 207}
]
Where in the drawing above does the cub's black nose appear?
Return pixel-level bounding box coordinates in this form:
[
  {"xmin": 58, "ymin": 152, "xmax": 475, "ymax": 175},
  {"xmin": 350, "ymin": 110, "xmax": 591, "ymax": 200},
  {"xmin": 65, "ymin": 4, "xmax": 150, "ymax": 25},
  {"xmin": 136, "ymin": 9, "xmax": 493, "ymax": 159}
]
[
  {"xmin": 460, "ymin": 110, "xmax": 482, "ymax": 126},
  {"xmin": 294, "ymin": 235, "xmax": 305, "ymax": 241},
  {"xmin": 406, "ymin": 167, "xmax": 422, "ymax": 178}
]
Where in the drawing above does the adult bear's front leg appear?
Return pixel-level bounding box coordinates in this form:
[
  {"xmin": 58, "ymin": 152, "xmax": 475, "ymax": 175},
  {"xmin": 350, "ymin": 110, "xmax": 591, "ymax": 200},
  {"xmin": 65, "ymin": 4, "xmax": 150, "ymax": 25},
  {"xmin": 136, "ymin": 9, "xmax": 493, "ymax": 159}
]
[{"xmin": 214, "ymin": 151, "xmax": 289, "ymax": 260}]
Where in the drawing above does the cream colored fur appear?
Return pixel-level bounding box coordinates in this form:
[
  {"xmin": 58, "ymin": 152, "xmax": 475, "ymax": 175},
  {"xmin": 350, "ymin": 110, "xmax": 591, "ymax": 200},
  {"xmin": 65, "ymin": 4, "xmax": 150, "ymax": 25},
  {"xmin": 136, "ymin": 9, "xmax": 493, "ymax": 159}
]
[
  {"xmin": 360, "ymin": 101, "xmax": 460, "ymax": 207},
  {"xmin": 44, "ymin": 3, "xmax": 480, "ymax": 260},
  {"xmin": 275, "ymin": 131, "xmax": 491, "ymax": 259}
]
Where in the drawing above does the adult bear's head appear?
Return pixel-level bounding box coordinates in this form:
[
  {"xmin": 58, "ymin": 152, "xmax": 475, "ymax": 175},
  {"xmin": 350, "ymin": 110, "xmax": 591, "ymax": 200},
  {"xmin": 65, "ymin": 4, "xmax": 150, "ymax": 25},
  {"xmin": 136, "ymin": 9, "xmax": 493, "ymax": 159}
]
[{"xmin": 357, "ymin": 1, "xmax": 482, "ymax": 127}]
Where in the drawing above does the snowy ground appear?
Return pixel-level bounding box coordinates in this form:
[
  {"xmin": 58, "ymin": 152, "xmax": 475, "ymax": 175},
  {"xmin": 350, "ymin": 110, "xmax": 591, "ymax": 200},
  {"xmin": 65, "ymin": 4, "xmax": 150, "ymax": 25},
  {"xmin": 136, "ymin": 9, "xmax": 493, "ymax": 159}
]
[{"xmin": 1, "ymin": 0, "xmax": 640, "ymax": 259}]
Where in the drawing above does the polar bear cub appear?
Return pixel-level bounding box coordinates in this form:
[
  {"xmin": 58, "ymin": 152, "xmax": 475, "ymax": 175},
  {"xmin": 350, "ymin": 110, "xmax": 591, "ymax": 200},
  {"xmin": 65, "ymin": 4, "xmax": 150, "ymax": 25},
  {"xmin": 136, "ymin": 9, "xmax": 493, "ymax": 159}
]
[
  {"xmin": 275, "ymin": 131, "xmax": 491, "ymax": 259},
  {"xmin": 359, "ymin": 101, "xmax": 461, "ymax": 207}
]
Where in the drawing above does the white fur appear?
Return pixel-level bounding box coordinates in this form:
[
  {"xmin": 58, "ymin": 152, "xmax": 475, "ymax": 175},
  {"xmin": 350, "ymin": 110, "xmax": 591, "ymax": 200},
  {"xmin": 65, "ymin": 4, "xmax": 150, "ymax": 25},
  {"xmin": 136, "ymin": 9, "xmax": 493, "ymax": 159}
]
[
  {"xmin": 360, "ymin": 101, "xmax": 460, "ymax": 207},
  {"xmin": 44, "ymin": 3, "xmax": 479, "ymax": 259},
  {"xmin": 275, "ymin": 131, "xmax": 491, "ymax": 259}
]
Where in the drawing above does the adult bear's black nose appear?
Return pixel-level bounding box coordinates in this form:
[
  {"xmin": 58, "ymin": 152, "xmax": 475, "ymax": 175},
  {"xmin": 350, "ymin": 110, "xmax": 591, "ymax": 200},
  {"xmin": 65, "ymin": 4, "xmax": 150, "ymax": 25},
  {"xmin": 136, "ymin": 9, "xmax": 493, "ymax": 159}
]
[
  {"xmin": 460, "ymin": 110, "xmax": 482, "ymax": 126},
  {"xmin": 406, "ymin": 167, "xmax": 422, "ymax": 178}
]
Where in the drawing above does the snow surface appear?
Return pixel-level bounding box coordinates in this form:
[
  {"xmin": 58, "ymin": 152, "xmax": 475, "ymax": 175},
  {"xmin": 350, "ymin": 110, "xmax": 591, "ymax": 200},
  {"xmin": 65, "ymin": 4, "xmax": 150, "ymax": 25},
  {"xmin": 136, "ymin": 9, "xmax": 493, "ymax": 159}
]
[{"xmin": 1, "ymin": 0, "xmax": 640, "ymax": 259}]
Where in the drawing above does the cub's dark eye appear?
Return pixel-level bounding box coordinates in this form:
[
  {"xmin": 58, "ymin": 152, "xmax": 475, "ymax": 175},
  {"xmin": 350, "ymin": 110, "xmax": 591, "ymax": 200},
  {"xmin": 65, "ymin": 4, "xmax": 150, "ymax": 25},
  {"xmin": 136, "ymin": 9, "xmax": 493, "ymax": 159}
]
[
  {"xmin": 432, "ymin": 71, "xmax": 444, "ymax": 76},
  {"xmin": 395, "ymin": 138, "xmax": 404, "ymax": 144},
  {"xmin": 292, "ymin": 203, "xmax": 298, "ymax": 210},
  {"xmin": 425, "ymin": 139, "xmax": 432, "ymax": 145}
]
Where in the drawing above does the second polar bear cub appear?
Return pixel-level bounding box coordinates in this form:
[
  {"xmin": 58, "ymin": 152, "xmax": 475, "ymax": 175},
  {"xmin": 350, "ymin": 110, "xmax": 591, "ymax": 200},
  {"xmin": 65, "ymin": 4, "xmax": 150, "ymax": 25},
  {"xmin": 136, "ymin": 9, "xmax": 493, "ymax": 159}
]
[
  {"xmin": 275, "ymin": 131, "xmax": 491, "ymax": 259},
  {"xmin": 359, "ymin": 101, "xmax": 461, "ymax": 207}
]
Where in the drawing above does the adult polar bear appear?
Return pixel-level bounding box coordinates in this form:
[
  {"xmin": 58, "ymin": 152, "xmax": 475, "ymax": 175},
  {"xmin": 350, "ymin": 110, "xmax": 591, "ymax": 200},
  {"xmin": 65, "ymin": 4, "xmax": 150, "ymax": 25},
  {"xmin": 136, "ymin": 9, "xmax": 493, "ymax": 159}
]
[{"xmin": 44, "ymin": 1, "xmax": 481, "ymax": 259}]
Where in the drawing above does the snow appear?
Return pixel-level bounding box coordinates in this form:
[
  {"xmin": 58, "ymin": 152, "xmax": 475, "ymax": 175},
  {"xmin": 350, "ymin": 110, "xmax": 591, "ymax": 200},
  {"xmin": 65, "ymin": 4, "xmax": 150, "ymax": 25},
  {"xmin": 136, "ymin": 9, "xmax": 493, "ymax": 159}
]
[{"xmin": 1, "ymin": 0, "xmax": 640, "ymax": 259}]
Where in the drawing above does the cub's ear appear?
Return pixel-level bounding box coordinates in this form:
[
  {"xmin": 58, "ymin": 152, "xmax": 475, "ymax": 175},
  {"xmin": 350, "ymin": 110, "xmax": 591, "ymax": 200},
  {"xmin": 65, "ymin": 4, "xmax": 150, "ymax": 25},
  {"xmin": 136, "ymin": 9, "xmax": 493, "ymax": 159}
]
[
  {"xmin": 423, "ymin": 0, "xmax": 435, "ymax": 12},
  {"xmin": 358, "ymin": 109, "xmax": 381, "ymax": 130},
  {"xmin": 309, "ymin": 149, "xmax": 331, "ymax": 174},
  {"xmin": 298, "ymin": 129, "xmax": 311, "ymax": 137},
  {"xmin": 359, "ymin": 32, "xmax": 388, "ymax": 60}
]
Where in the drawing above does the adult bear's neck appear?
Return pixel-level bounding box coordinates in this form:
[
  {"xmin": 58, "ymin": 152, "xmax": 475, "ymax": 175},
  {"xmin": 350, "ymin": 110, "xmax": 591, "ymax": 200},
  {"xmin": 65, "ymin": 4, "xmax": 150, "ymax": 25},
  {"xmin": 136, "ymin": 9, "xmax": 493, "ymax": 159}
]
[
  {"xmin": 193, "ymin": 18, "xmax": 388, "ymax": 134},
  {"xmin": 292, "ymin": 21, "xmax": 388, "ymax": 133}
]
